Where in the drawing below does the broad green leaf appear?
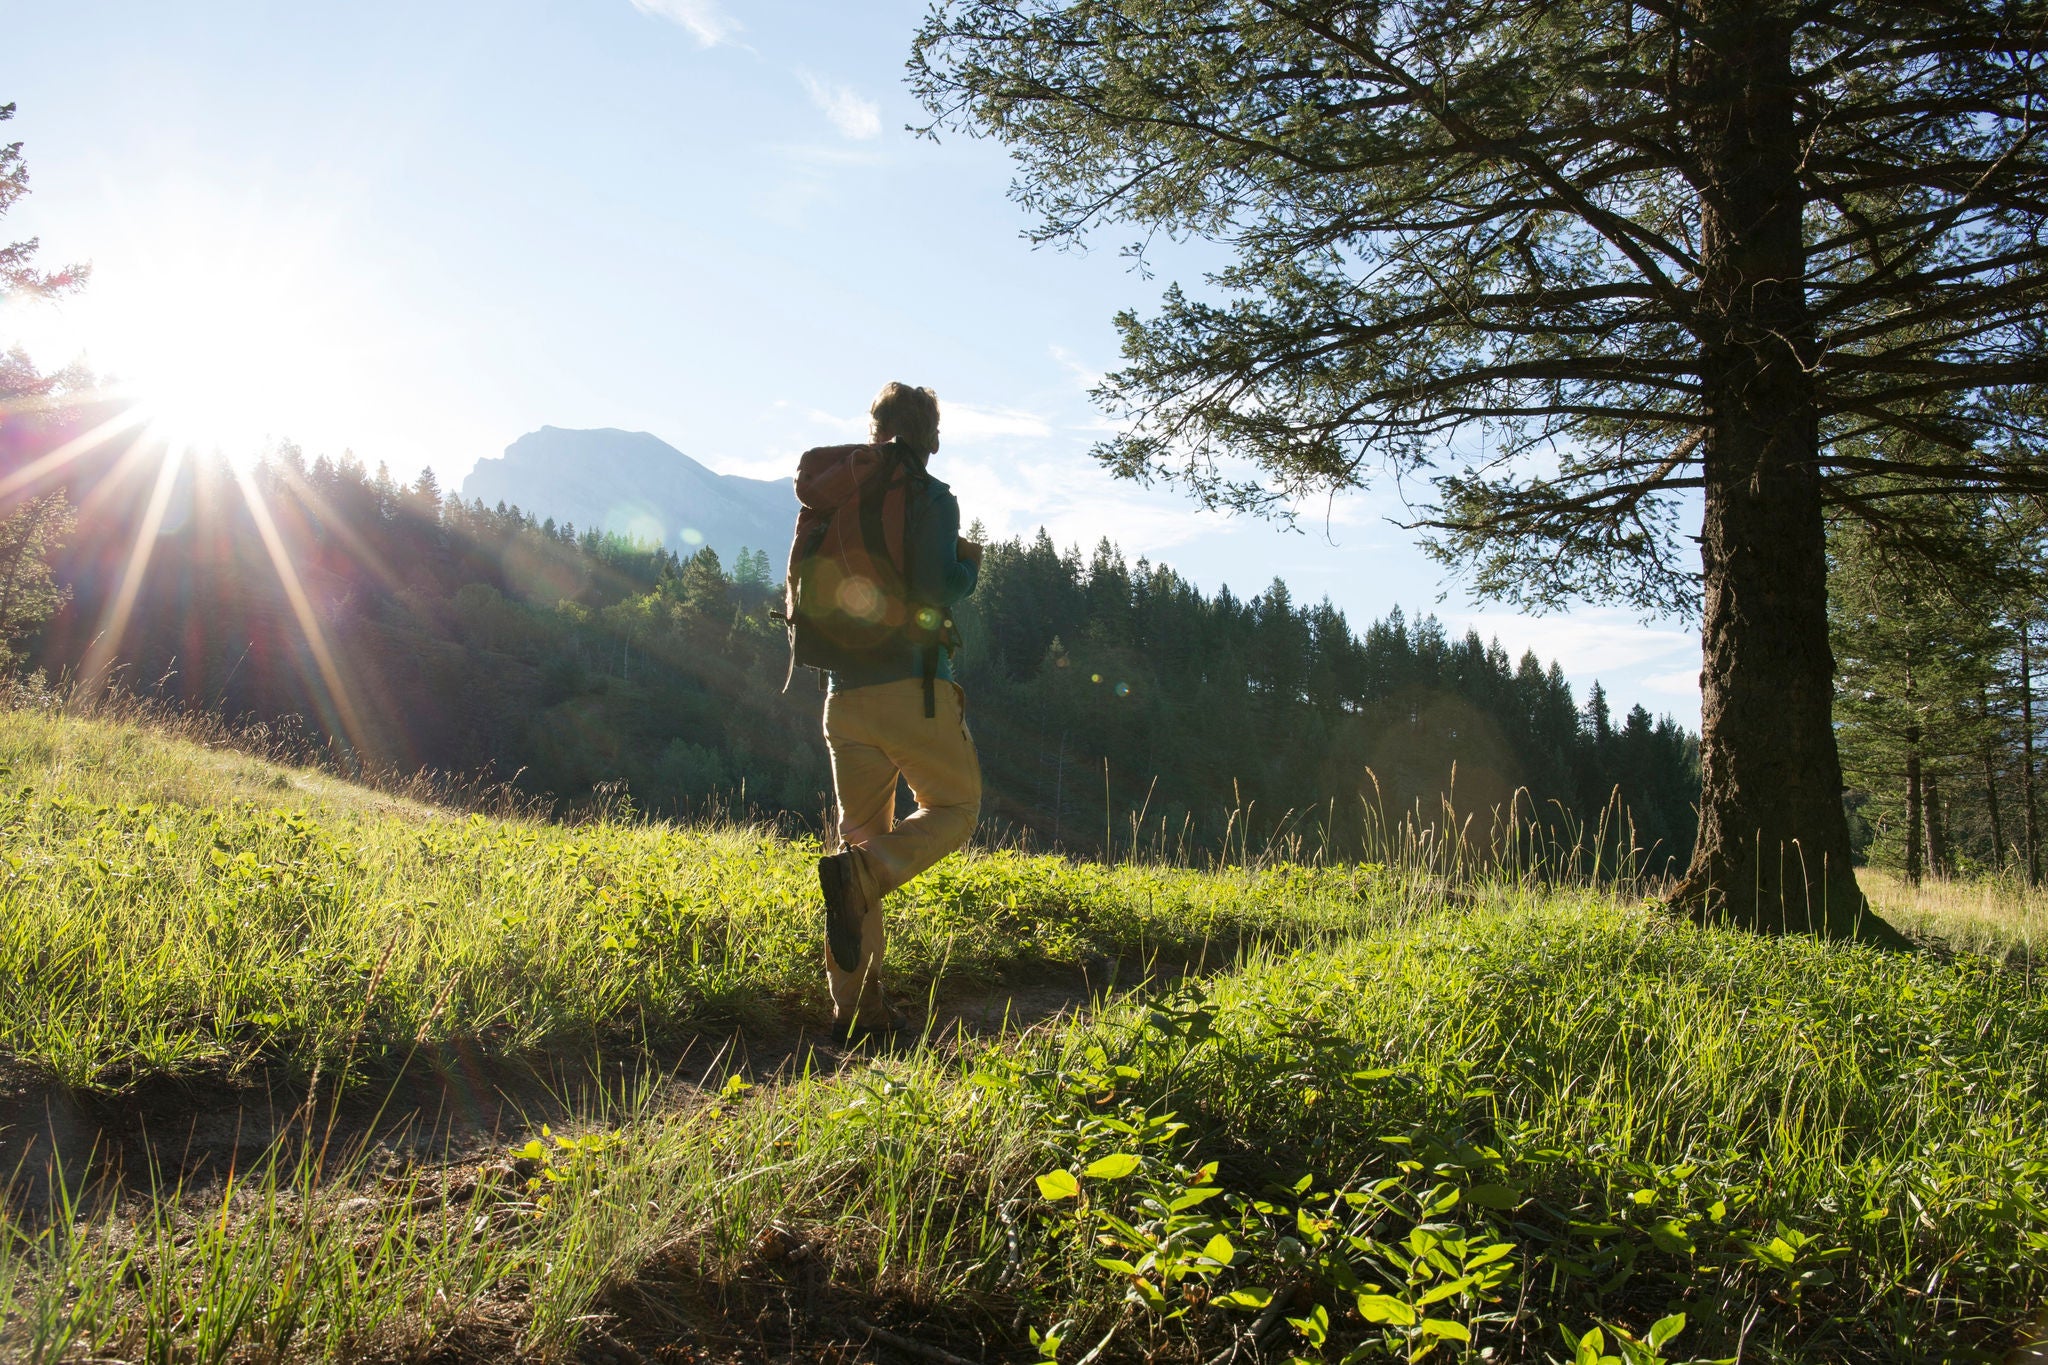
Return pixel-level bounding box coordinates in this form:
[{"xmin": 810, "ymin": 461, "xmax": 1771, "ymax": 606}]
[
  {"xmin": 1287, "ymin": 1305, "xmax": 1329, "ymax": 1347},
  {"xmin": 1648, "ymin": 1218, "xmax": 1695, "ymax": 1254},
  {"xmin": 1422, "ymin": 1319, "xmax": 1471, "ymax": 1342},
  {"xmin": 1036, "ymin": 1169, "xmax": 1080, "ymax": 1200},
  {"xmin": 1466, "ymin": 1241, "xmax": 1515, "ymax": 1269},
  {"xmin": 1084, "ymin": 1152, "xmax": 1142, "ymax": 1180},
  {"xmin": 1648, "ymin": 1314, "xmax": 1686, "ymax": 1349},
  {"xmin": 1218, "ymin": 1288, "xmax": 1272, "ymax": 1310},
  {"xmin": 1417, "ymin": 1275, "xmax": 1473, "ymax": 1307},
  {"xmin": 1421, "ymin": 1186, "xmax": 1461, "ymax": 1217},
  {"xmin": 1464, "ymin": 1183, "xmax": 1521, "ymax": 1209},
  {"xmin": 1355, "ymin": 1293, "xmax": 1417, "ymax": 1326},
  {"xmin": 1201, "ymin": 1233, "xmax": 1237, "ymax": 1266}
]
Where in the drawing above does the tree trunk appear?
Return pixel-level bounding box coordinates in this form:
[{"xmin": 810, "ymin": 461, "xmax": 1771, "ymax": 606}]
[
  {"xmin": 1924, "ymin": 770, "xmax": 1948, "ymax": 879},
  {"xmin": 2023, "ymin": 623, "xmax": 2040, "ymax": 885},
  {"xmin": 1904, "ymin": 727, "xmax": 1924, "ymax": 885},
  {"xmin": 1986, "ymin": 752, "xmax": 2007, "ymax": 874},
  {"xmin": 1672, "ymin": 4, "xmax": 1892, "ymax": 940}
]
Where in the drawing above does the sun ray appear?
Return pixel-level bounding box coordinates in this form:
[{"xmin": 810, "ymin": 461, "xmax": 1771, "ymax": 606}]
[
  {"xmin": 0, "ymin": 405, "xmax": 150, "ymax": 506},
  {"xmin": 229, "ymin": 464, "xmax": 375, "ymax": 759},
  {"xmin": 71, "ymin": 425, "xmax": 181, "ymax": 527},
  {"xmin": 77, "ymin": 443, "xmax": 186, "ymax": 694},
  {"xmin": 277, "ymin": 468, "xmax": 413, "ymax": 598}
]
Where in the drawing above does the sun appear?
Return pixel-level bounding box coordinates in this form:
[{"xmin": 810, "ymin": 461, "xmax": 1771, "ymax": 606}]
[
  {"xmin": 17, "ymin": 189, "xmax": 373, "ymax": 464},
  {"xmin": 114, "ymin": 238, "xmax": 366, "ymax": 462}
]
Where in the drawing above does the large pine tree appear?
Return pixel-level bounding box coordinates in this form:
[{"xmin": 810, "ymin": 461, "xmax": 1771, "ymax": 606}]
[{"xmin": 912, "ymin": 0, "xmax": 2048, "ymax": 938}]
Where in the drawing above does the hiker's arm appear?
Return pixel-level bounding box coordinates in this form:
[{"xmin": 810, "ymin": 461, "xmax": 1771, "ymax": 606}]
[{"xmin": 914, "ymin": 489, "xmax": 977, "ymax": 604}]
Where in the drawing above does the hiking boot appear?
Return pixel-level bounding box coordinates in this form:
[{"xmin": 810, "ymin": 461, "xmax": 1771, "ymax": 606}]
[
  {"xmin": 819, "ymin": 850, "xmax": 865, "ymax": 973},
  {"xmin": 828, "ymin": 1000, "xmax": 913, "ymax": 1049}
]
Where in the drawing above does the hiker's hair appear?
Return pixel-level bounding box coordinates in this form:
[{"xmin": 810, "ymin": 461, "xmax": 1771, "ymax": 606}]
[{"xmin": 870, "ymin": 382, "xmax": 940, "ymax": 457}]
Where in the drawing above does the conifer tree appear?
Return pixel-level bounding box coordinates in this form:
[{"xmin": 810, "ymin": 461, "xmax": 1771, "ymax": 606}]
[
  {"xmin": 1, "ymin": 103, "xmax": 85, "ymax": 305},
  {"xmin": 0, "ymin": 491, "xmax": 73, "ymax": 667},
  {"xmin": 913, "ymin": 0, "xmax": 2048, "ymax": 938}
]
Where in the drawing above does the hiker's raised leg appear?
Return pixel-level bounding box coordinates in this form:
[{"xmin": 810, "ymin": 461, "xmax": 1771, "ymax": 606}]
[{"xmin": 862, "ymin": 679, "xmax": 982, "ymax": 891}]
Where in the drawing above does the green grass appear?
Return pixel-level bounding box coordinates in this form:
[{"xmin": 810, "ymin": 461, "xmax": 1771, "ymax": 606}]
[
  {"xmin": 5, "ymin": 893, "xmax": 2043, "ymax": 1362},
  {"xmin": 0, "ymin": 708, "xmax": 2043, "ymax": 1362},
  {"xmin": 0, "ymin": 709, "xmax": 1393, "ymax": 1091}
]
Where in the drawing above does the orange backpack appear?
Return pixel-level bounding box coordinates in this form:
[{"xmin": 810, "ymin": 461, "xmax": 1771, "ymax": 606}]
[{"xmin": 781, "ymin": 442, "xmax": 951, "ymax": 713}]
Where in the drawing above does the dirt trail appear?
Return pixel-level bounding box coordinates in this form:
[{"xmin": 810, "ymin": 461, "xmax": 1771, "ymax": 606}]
[{"xmin": 0, "ymin": 959, "xmax": 1142, "ymax": 1215}]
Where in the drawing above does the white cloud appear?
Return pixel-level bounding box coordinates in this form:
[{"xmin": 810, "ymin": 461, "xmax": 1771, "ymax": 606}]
[
  {"xmin": 1448, "ymin": 609, "xmax": 1694, "ymax": 676},
  {"xmin": 1048, "ymin": 343, "xmax": 1104, "ymax": 393},
  {"xmin": 943, "ymin": 402, "xmax": 1052, "ymax": 444},
  {"xmin": 798, "ymin": 71, "xmax": 882, "ymax": 140},
  {"xmin": 1639, "ymin": 667, "xmax": 1704, "ymax": 696},
  {"xmin": 795, "ymin": 405, "xmax": 869, "ymax": 440},
  {"xmin": 629, "ymin": 0, "xmax": 740, "ymax": 47}
]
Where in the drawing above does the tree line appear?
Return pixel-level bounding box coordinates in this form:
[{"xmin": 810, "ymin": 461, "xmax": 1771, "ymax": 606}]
[
  {"xmin": 1832, "ymin": 499, "xmax": 2048, "ymax": 883},
  {"xmin": 3, "ymin": 401, "xmax": 1698, "ymax": 867}
]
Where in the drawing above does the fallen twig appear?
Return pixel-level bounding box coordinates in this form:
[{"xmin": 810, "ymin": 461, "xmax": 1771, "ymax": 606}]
[
  {"xmin": 849, "ymin": 1316, "xmax": 982, "ymax": 1365},
  {"xmin": 1201, "ymin": 1275, "xmax": 1304, "ymax": 1365}
]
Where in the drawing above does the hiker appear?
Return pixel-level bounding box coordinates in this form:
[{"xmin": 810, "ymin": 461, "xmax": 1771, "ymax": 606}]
[{"xmin": 782, "ymin": 382, "xmax": 983, "ymax": 1044}]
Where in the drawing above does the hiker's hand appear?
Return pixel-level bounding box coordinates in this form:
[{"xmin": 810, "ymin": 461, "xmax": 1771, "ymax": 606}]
[{"xmin": 957, "ymin": 538, "xmax": 984, "ymax": 567}]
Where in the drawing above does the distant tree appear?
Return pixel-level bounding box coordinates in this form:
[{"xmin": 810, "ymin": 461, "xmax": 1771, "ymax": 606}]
[
  {"xmin": 678, "ymin": 547, "xmax": 730, "ymax": 617},
  {"xmin": 1, "ymin": 102, "xmax": 86, "ymax": 305},
  {"xmin": 1582, "ymin": 684, "xmax": 1615, "ymax": 753},
  {"xmin": 0, "ymin": 491, "xmax": 74, "ymax": 667},
  {"xmin": 0, "ymin": 109, "xmax": 83, "ymax": 672},
  {"xmin": 913, "ymin": 0, "xmax": 2048, "ymax": 939}
]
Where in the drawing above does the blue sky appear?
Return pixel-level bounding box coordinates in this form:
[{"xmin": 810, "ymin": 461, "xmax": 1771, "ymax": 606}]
[{"xmin": 1, "ymin": 0, "xmax": 1701, "ymax": 722}]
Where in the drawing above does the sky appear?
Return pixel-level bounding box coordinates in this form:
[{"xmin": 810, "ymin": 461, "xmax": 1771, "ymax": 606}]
[{"xmin": 0, "ymin": 0, "xmax": 1703, "ymax": 722}]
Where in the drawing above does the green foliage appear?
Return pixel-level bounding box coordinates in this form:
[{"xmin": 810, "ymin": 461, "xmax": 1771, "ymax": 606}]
[
  {"xmin": 967, "ymin": 534, "xmax": 1700, "ymax": 870},
  {"xmin": 0, "ymin": 716, "xmax": 2040, "ymax": 1361},
  {"xmin": 1832, "ymin": 498, "xmax": 2048, "ymax": 881},
  {"xmin": 0, "ymin": 709, "xmax": 1394, "ymax": 1091},
  {"xmin": 0, "ymin": 491, "xmax": 72, "ymax": 668},
  {"xmin": 1, "ymin": 102, "xmax": 87, "ymax": 304},
  {"xmin": 911, "ymin": 0, "xmax": 2048, "ymax": 610},
  {"xmin": 0, "ymin": 768, "xmax": 2041, "ymax": 1359}
]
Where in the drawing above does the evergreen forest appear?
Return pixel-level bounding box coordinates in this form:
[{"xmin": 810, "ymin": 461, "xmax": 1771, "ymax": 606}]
[{"xmin": 11, "ymin": 397, "xmax": 1700, "ymax": 870}]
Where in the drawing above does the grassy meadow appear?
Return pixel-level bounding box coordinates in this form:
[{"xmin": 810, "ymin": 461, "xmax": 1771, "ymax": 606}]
[
  {"xmin": 0, "ymin": 708, "xmax": 2043, "ymax": 1363},
  {"xmin": 0, "ymin": 706, "xmax": 1388, "ymax": 1093}
]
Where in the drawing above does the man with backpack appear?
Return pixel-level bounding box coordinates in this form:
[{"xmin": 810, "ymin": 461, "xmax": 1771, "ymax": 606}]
[{"xmin": 782, "ymin": 382, "xmax": 982, "ymax": 1045}]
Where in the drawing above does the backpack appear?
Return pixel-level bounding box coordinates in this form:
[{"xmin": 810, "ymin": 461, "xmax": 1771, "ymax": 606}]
[{"xmin": 779, "ymin": 442, "xmax": 954, "ymax": 715}]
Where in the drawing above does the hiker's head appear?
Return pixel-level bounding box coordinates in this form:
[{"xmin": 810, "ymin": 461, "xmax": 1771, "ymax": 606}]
[{"xmin": 869, "ymin": 382, "xmax": 940, "ymax": 458}]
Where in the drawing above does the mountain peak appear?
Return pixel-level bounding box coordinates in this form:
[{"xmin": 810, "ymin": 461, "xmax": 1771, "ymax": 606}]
[{"xmin": 461, "ymin": 427, "xmax": 795, "ymax": 562}]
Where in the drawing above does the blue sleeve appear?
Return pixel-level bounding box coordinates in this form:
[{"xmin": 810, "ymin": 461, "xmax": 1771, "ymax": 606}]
[{"xmin": 913, "ymin": 485, "xmax": 977, "ymax": 606}]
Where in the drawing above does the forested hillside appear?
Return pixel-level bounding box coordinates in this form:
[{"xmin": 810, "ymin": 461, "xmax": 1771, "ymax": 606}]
[{"xmin": 14, "ymin": 402, "xmax": 1698, "ymax": 867}]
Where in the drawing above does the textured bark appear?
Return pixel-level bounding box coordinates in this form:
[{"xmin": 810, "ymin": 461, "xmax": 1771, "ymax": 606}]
[
  {"xmin": 1924, "ymin": 770, "xmax": 1948, "ymax": 879},
  {"xmin": 1983, "ymin": 689, "xmax": 2005, "ymax": 873},
  {"xmin": 1672, "ymin": 3, "xmax": 1888, "ymax": 939},
  {"xmin": 1904, "ymin": 729, "xmax": 1924, "ymax": 885},
  {"xmin": 2024, "ymin": 625, "xmax": 2041, "ymax": 885}
]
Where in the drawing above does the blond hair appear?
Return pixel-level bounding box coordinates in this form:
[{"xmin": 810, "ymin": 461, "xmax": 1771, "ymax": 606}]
[{"xmin": 869, "ymin": 382, "xmax": 940, "ymax": 456}]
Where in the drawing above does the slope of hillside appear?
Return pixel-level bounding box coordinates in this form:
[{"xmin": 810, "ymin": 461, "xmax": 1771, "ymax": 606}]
[
  {"xmin": 0, "ymin": 707, "xmax": 1395, "ymax": 1094},
  {"xmin": 0, "ymin": 710, "xmax": 2042, "ymax": 1363},
  {"xmin": 460, "ymin": 426, "xmax": 795, "ymax": 563}
]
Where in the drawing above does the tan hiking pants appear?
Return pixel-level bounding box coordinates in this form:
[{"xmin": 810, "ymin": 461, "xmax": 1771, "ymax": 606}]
[{"xmin": 823, "ymin": 676, "xmax": 982, "ymax": 1020}]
